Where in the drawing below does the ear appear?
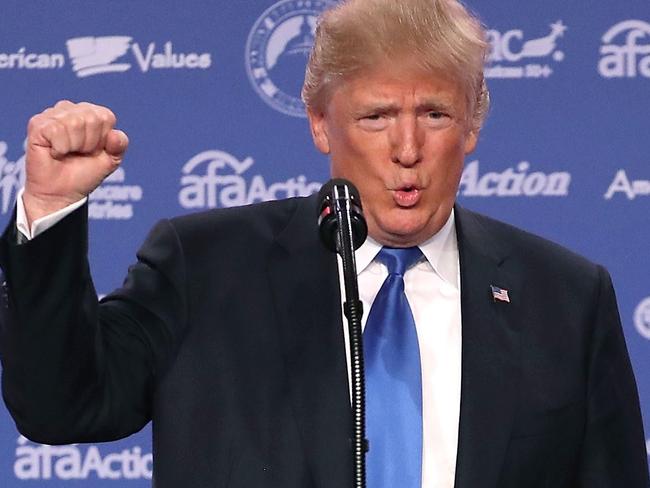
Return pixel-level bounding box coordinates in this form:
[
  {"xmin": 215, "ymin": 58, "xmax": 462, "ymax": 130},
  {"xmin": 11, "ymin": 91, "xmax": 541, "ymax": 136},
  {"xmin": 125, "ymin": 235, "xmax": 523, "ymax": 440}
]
[
  {"xmin": 464, "ymin": 129, "xmax": 478, "ymax": 155},
  {"xmin": 307, "ymin": 107, "xmax": 330, "ymax": 155}
]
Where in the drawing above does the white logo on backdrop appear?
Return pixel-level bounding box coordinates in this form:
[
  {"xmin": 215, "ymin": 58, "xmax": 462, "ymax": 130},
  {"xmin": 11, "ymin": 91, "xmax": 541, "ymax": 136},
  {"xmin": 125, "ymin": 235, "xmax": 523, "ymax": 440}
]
[
  {"xmin": 179, "ymin": 149, "xmax": 321, "ymax": 209},
  {"xmin": 0, "ymin": 48, "xmax": 65, "ymax": 70},
  {"xmin": 14, "ymin": 435, "xmax": 152, "ymax": 480},
  {"xmin": 458, "ymin": 160, "xmax": 571, "ymax": 197},
  {"xmin": 599, "ymin": 20, "xmax": 650, "ymax": 78},
  {"xmin": 66, "ymin": 36, "xmax": 212, "ymax": 78},
  {"xmin": 245, "ymin": 0, "xmax": 335, "ymax": 117},
  {"xmin": 486, "ymin": 21, "xmax": 567, "ymax": 79},
  {"xmin": 604, "ymin": 170, "xmax": 650, "ymax": 200},
  {"xmin": 66, "ymin": 36, "xmax": 132, "ymax": 77},
  {"xmin": 634, "ymin": 297, "xmax": 650, "ymax": 340},
  {"xmin": 88, "ymin": 167, "xmax": 143, "ymax": 220},
  {"xmin": 0, "ymin": 141, "xmax": 26, "ymax": 214}
]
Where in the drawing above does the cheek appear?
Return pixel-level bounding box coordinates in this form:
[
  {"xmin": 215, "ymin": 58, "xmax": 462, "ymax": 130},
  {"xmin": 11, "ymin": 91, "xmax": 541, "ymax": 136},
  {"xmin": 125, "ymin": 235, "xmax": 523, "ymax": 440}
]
[
  {"xmin": 442, "ymin": 151, "xmax": 465, "ymax": 187},
  {"xmin": 433, "ymin": 128, "xmax": 468, "ymax": 159},
  {"xmin": 424, "ymin": 135, "xmax": 467, "ymax": 185},
  {"xmin": 331, "ymin": 131, "xmax": 386, "ymax": 175},
  {"xmin": 344, "ymin": 130, "xmax": 384, "ymax": 158}
]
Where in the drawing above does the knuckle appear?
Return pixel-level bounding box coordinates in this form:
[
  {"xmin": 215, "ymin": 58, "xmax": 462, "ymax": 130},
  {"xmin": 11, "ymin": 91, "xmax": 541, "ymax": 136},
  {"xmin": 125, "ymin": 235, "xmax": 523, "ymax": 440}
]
[
  {"xmin": 27, "ymin": 114, "xmax": 43, "ymax": 133},
  {"xmin": 83, "ymin": 112, "xmax": 102, "ymax": 131},
  {"xmin": 77, "ymin": 101, "xmax": 95, "ymax": 110},
  {"xmin": 54, "ymin": 99, "xmax": 73, "ymax": 109},
  {"xmin": 46, "ymin": 121, "xmax": 68, "ymax": 148},
  {"xmin": 49, "ymin": 120, "xmax": 64, "ymax": 135},
  {"xmin": 66, "ymin": 114, "xmax": 85, "ymax": 132},
  {"xmin": 40, "ymin": 120, "xmax": 62, "ymax": 141},
  {"xmin": 99, "ymin": 108, "xmax": 116, "ymax": 127}
]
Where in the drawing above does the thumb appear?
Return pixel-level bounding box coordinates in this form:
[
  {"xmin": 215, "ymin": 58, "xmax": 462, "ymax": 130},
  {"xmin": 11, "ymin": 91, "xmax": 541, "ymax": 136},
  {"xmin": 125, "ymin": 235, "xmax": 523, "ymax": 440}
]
[{"xmin": 105, "ymin": 129, "xmax": 129, "ymax": 160}]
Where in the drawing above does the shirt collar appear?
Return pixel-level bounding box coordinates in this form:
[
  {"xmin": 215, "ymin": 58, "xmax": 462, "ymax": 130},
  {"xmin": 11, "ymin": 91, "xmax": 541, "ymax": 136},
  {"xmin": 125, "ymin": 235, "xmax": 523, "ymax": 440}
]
[{"xmin": 354, "ymin": 209, "xmax": 459, "ymax": 288}]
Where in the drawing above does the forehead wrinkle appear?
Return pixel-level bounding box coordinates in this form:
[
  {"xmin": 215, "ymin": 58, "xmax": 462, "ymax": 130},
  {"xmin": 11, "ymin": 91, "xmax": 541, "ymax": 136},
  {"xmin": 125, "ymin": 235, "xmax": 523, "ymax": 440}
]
[
  {"xmin": 340, "ymin": 84, "xmax": 399, "ymax": 115},
  {"xmin": 332, "ymin": 64, "xmax": 466, "ymax": 118},
  {"xmin": 353, "ymin": 89, "xmax": 457, "ymax": 114}
]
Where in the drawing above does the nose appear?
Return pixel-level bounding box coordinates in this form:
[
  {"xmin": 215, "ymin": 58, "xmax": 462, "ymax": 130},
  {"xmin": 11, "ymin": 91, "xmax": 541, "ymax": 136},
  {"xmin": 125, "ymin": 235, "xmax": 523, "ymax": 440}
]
[{"xmin": 390, "ymin": 115, "xmax": 422, "ymax": 167}]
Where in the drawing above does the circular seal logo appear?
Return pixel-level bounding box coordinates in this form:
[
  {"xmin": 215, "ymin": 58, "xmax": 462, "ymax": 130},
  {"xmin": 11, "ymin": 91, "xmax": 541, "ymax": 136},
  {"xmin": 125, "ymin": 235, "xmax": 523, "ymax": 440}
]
[
  {"xmin": 245, "ymin": 0, "xmax": 334, "ymax": 118},
  {"xmin": 634, "ymin": 297, "xmax": 650, "ymax": 340}
]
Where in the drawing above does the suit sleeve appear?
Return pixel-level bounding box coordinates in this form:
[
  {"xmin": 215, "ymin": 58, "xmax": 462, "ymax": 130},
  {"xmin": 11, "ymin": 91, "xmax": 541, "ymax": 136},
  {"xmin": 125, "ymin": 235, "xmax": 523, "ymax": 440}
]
[
  {"xmin": 0, "ymin": 204, "xmax": 187, "ymax": 445},
  {"xmin": 578, "ymin": 265, "xmax": 649, "ymax": 486}
]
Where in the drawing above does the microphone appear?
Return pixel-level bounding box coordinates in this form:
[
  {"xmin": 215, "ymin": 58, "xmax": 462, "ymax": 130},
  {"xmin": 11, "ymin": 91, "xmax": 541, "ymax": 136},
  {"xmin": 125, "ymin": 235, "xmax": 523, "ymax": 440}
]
[
  {"xmin": 317, "ymin": 178, "xmax": 368, "ymax": 253},
  {"xmin": 317, "ymin": 178, "xmax": 369, "ymax": 488}
]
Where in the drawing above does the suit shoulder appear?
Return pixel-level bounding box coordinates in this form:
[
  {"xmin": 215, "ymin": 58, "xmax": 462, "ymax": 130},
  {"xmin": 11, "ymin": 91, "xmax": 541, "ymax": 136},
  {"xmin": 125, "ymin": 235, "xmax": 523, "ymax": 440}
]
[
  {"xmin": 164, "ymin": 196, "xmax": 314, "ymax": 246},
  {"xmin": 457, "ymin": 206, "xmax": 603, "ymax": 280}
]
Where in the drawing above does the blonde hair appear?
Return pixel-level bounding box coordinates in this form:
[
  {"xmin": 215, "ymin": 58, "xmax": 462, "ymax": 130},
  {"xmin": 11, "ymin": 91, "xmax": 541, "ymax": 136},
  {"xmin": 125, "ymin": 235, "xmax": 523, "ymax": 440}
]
[{"xmin": 302, "ymin": 0, "xmax": 490, "ymax": 130}]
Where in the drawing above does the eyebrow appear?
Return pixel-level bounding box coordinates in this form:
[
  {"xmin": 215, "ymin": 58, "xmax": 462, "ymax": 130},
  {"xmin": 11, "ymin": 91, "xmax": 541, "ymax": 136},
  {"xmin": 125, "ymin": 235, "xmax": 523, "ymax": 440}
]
[
  {"xmin": 353, "ymin": 98, "xmax": 455, "ymax": 115},
  {"xmin": 353, "ymin": 102, "xmax": 399, "ymax": 115},
  {"xmin": 415, "ymin": 97, "xmax": 455, "ymax": 112}
]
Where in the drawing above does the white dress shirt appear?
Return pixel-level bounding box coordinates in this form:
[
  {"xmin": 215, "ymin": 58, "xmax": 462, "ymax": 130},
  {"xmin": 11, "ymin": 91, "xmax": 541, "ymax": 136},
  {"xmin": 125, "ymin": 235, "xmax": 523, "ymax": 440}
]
[
  {"xmin": 18, "ymin": 191, "xmax": 462, "ymax": 488},
  {"xmin": 339, "ymin": 211, "xmax": 462, "ymax": 488},
  {"xmin": 16, "ymin": 189, "xmax": 87, "ymax": 240}
]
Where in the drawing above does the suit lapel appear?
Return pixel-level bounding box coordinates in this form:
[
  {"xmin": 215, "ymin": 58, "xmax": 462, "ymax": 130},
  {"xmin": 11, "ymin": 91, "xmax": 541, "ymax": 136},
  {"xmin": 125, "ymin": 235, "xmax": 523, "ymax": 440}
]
[
  {"xmin": 266, "ymin": 199, "xmax": 521, "ymax": 487},
  {"xmin": 453, "ymin": 206, "xmax": 522, "ymax": 488},
  {"xmin": 266, "ymin": 195, "xmax": 353, "ymax": 488}
]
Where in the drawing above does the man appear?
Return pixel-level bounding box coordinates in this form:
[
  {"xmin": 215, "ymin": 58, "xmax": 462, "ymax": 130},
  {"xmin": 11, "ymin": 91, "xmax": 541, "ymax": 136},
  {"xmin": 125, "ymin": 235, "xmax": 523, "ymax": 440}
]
[{"xmin": 0, "ymin": 0, "xmax": 647, "ymax": 487}]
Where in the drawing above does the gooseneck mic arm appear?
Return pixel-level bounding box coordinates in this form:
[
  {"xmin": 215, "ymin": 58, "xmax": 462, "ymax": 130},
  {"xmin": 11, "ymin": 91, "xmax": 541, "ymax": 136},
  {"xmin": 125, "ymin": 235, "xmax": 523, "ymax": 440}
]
[{"xmin": 318, "ymin": 178, "xmax": 368, "ymax": 488}]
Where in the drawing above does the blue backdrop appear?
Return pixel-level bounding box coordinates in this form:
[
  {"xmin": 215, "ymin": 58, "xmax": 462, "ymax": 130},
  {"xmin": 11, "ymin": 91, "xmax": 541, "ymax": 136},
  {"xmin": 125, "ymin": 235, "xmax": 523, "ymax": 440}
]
[{"xmin": 1, "ymin": 0, "xmax": 649, "ymax": 484}]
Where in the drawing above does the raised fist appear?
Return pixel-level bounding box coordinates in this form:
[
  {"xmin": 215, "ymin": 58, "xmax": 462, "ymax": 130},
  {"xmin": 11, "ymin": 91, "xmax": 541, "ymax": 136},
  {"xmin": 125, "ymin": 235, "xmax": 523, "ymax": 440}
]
[{"xmin": 24, "ymin": 100, "xmax": 129, "ymax": 224}]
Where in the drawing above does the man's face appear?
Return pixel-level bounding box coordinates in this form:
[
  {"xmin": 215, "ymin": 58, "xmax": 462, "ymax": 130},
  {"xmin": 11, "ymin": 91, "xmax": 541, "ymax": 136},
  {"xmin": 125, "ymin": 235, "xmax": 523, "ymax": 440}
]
[{"xmin": 308, "ymin": 61, "xmax": 478, "ymax": 247}]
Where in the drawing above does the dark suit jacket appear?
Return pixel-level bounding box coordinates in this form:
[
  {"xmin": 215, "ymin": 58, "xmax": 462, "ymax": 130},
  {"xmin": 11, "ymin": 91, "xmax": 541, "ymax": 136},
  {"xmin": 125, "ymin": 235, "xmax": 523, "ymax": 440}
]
[{"xmin": 0, "ymin": 194, "xmax": 647, "ymax": 487}]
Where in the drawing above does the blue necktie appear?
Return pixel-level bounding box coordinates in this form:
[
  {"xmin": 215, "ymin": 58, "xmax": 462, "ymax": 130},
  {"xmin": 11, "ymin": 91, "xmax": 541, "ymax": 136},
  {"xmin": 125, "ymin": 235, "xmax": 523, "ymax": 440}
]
[{"xmin": 364, "ymin": 247, "xmax": 423, "ymax": 488}]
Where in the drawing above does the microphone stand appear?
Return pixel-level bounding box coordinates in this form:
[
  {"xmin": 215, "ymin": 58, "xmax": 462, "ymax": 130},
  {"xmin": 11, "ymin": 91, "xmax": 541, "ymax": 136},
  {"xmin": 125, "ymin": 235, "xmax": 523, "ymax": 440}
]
[{"xmin": 331, "ymin": 184, "xmax": 367, "ymax": 488}]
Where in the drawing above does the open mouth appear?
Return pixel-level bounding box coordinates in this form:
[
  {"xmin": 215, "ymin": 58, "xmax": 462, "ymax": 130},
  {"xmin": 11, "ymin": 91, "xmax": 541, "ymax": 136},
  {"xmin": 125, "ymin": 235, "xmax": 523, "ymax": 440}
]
[{"xmin": 392, "ymin": 185, "xmax": 421, "ymax": 207}]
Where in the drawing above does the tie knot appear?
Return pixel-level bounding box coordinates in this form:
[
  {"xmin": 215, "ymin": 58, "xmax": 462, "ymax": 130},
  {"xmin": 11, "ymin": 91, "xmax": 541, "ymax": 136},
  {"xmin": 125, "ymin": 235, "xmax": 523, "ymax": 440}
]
[{"xmin": 377, "ymin": 247, "xmax": 423, "ymax": 276}]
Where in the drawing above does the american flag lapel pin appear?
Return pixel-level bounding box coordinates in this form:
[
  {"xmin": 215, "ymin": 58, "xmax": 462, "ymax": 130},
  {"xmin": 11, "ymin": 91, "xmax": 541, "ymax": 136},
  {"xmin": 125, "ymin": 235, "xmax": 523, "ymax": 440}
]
[{"xmin": 490, "ymin": 284, "xmax": 510, "ymax": 303}]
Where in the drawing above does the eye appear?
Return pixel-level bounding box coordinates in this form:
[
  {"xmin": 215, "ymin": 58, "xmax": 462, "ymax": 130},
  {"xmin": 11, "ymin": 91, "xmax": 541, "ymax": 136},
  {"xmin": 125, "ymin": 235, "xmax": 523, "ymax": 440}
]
[
  {"xmin": 422, "ymin": 110, "xmax": 452, "ymax": 128},
  {"xmin": 358, "ymin": 113, "xmax": 388, "ymax": 130},
  {"xmin": 427, "ymin": 111, "xmax": 445, "ymax": 119}
]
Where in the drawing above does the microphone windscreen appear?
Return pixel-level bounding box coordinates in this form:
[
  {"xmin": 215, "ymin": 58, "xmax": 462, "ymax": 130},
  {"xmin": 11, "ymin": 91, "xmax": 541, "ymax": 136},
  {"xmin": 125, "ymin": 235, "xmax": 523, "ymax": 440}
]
[
  {"xmin": 317, "ymin": 178, "xmax": 362, "ymax": 209},
  {"xmin": 317, "ymin": 178, "xmax": 368, "ymax": 252}
]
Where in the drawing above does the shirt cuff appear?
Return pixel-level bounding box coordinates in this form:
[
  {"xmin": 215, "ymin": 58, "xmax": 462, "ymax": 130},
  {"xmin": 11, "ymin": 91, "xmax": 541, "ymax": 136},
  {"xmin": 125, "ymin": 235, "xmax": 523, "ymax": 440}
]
[{"xmin": 16, "ymin": 188, "xmax": 88, "ymax": 240}]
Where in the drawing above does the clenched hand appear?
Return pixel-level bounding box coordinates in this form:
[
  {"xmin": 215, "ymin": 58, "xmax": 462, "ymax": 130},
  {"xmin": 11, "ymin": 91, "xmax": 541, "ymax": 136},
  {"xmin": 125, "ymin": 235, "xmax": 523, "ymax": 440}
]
[{"xmin": 24, "ymin": 100, "xmax": 129, "ymax": 225}]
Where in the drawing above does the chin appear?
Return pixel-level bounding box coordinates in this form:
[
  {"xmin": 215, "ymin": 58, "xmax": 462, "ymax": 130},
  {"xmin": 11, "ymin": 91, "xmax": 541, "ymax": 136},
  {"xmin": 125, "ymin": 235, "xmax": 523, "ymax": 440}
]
[{"xmin": 373, "ymin": 221, "xmax": 429, "ymax": 246}]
